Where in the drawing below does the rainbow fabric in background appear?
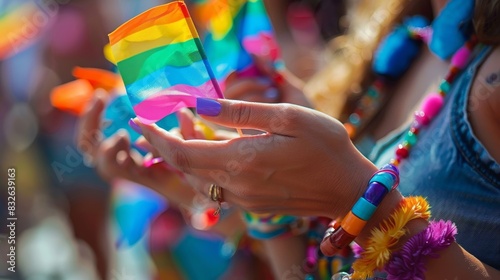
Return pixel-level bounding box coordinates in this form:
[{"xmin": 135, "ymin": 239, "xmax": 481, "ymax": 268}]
[
  {"xmin": 196, "ymin": 0, "xmax": 283, "ymax": 88},
  {"xmin": 109, "ymin": 1, "xmax": 223, "ymax": 125},
  {"xmin": 0, "ymin": 2, "xmax": 45, "ymax": 60}
]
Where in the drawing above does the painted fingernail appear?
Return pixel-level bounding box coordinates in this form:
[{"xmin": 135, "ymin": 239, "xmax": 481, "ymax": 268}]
[
  {"xmin": 128, "ymin": 118, "xmax": 143, "ymax": 134},
  {"xmin": 196, "ymin": 98, "xmax": 221, "ymax": 116},
  {"xmin": 143, "ymin": 157, "xmax": 164, "ymax": 168}
]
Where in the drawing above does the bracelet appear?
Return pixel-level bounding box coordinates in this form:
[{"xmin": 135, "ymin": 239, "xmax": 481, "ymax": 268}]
[
  {"xmin": 320, "ymin": 164, "xmax": 400, "ymax": 256},
  {"xmin": 243, "ymin": 212, "xmax": 309, "ymax": 240},
  {"xmin": 385, "ymin": 220, "xmax": 457, "ymax": 280},
  {"xmin": 351, "ymin": 196, "xmax": 431, "ymax": 279}
]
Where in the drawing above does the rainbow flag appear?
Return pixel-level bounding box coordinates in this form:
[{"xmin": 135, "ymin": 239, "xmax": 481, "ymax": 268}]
[
  {"xmin": 109, "ymin": 1, "xmax": 223, "ymax": 125},
  {"xmin": 197, "ymin": 0, "xmax": 283, "ymax": 87}
]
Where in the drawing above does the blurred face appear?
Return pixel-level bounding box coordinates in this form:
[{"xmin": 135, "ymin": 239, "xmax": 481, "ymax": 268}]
[{"xmin": 432, "ymin": 0, "xmax": 449, "ymax": 13}]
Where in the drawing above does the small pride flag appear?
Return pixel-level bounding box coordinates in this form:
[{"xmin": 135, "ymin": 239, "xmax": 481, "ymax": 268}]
[
  {"xmin": 198, "ymin": 0, "xmax": 283, "ymax": 86},
  {"xmin": 109, "ymin": 1, "xmax": 223, "ymax": 125}
]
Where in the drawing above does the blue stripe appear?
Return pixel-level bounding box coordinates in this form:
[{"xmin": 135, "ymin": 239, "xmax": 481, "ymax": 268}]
[
  {"xmin": 241, "ymin": 14, "xmax": 273, "ymax": 40},
  {"xmin": 125, "ymin": 59, "xmax": 212, "ymax": 105}
]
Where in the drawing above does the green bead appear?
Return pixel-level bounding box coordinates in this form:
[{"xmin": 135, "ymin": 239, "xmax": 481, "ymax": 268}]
[
  {"xmin": 367, "ymin": 88, "xmax": 379, "ymax": 98},
  {"xmin": 405, "ymin": 131, "xmax": 418, "ymax": 146},
  {"xmin": 439, "ymin": 80, "xmax": 451, "ymax": 94}
]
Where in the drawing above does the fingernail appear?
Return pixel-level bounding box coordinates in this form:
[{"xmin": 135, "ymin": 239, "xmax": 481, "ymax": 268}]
[
  {"xmin": 196, "ymin": 98, "xmax": 221, "ymax": 116},
  {"xmin": 143, "ymin": 157, "xmax": 164, "ymax": 168},
  {"xmin": 128, "ymin": 118, "xmax": 143, "ymax": 134}
]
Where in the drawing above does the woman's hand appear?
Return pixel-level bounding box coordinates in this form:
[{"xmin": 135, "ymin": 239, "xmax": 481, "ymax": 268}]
[
  {"xmin": 75, "ymin": 93, "xmax": 196, "ymax": 206},
  {"xmin": 133, "ymin": 98, "xmax": 377, "ymax": 218}
]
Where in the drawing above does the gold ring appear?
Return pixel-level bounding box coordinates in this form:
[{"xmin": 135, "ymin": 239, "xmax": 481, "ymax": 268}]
[{"xmin": 209, "ymin": 184, "xmax": 223, "ymax": 216}]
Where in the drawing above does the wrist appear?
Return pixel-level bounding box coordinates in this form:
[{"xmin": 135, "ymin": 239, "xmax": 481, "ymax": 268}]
[
  {"xmin": 320, "ymin": 162, "xmax": 400, "ymax": 256},
  {"xmin": 324, "ymin": 155, "xmax": 378, "ymax": 220}
]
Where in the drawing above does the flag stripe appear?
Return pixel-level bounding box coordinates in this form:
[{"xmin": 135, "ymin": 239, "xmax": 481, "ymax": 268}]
[
  {"xmin": 125, "ymin": 59, "xmax": 214, "ymax": 104},
  {"xmin": 111, "ymin": 19, "xmax": 198, "ymax": 62},
  {"xmin": 109, "ymin": 1, "xmax": 191, "ymax": 46},
  {"xmin": 132, "ymin": 80, "xmax": 219, "ymax": 124},
  {"xmin": 117, "ymin": 39, "xmax": 204, "ymax": 85}
]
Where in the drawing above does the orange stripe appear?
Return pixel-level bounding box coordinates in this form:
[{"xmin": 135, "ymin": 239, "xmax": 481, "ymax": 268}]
[{"xmin": 109, "ymin": 1, "xmax": 191, "ymax": 46}]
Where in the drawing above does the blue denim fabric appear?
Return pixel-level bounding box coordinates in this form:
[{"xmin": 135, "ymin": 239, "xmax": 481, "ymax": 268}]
[{"xmin": 370, "ymin": 46, "xmax": 500, "ymax": 269}]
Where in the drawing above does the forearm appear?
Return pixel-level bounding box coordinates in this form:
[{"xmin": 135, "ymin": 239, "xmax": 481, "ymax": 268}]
[
  {"xmin": 424, "ymin": 240, "xmax": 500, "ymax": 279},
  {"xmin": 262, "ymin": 234, "xmax": 308, "ymax": 279}
]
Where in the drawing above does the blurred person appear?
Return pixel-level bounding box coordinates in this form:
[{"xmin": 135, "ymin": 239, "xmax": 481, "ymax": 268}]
[{"xmin": 128, "ymin": 0, "xmax": 500, "ymax": 279}]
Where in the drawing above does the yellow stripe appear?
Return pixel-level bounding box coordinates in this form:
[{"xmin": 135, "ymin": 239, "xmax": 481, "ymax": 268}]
[{"xmin": 112, "ymin": 18, "xmax": 197, "ymax": 63}]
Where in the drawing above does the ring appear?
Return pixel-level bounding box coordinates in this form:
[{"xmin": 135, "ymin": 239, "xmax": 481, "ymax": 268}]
[{"xmin": 209, "ymin": 184, "xmax": 223, "ymax": 216}]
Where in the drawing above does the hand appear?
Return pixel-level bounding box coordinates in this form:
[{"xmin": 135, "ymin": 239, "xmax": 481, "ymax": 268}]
[
  {"xmin": 133, "ymin": 99, "xmax": 377, "ymax": 218},
  {"xmin": 75, "ymin": 93, "xmax": 195, "ymax": 206},
  {"xmin": 224, "ymin": 56, "xmax": 312, "ymax": 107}
]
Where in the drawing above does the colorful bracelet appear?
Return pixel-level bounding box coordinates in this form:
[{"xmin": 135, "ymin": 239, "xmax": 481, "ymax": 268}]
[
  {"xmin": 385, "ymin": 220, "xmax": 457, "ymax": 280},
  {"xmin": 320, "ymin": 164, "xmax": 400, "ymax": 256},
  {"xmin": 351, "ymin": 196, "xmax": 431, "ymax": 279},
  {"xmin": 243, "ymin": 212, "xmax": 309, "ymax": 240}
]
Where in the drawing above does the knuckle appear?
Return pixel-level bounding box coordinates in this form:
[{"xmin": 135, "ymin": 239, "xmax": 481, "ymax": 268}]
[
  {"xmin": 229, "ymin": 102, "xmax": 253, "ymax": 126},
  {"xmin": 280, "ymin": 104, "xmax": 301, "ymax": 126},
  {"xmin": 270, "ymin": 104, "xmax": 300, "ymax": 131}
]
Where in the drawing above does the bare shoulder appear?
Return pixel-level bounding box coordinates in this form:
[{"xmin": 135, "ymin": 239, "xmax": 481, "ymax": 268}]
[
  {"xmin": 470, "ymin": 46, "xmax": 500, "ymax": 116},
  {"xmin": 468, "ymin": 45, "xmax": 500, "ymax": 162}
]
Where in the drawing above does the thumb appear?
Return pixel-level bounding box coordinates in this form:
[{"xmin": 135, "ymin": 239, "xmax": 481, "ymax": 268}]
[{"xmin": 196, "ymin": 98, "xmax": 301, "ymax": 135}]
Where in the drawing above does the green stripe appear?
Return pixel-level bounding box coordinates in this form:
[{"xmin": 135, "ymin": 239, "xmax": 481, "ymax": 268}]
[{"xmin": 117, "ymin": 38, "xmax": 204, "ymax": 86}]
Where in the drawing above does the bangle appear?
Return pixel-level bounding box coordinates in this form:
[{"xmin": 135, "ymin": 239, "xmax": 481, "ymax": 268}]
[
  {"xmin": 321, "ymin": 164, "xmax": 400, "ymax": 256},
  {"xmin": 351, "ymin": 196, "xmax": 431, "ymax": 279},
  {"xmin": 385, "ymin": 220, "xmax": 457, "ymax": 280}
]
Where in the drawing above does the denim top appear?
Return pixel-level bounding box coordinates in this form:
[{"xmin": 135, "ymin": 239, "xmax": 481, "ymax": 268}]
[{"xmin": 370, "ymin": 46, "xmax": 500, "ymax": 269}]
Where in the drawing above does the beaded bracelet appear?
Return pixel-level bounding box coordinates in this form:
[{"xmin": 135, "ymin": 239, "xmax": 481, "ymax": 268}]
[
  {"xmin": 385, "ymin": 220, "xmax": 457, "ymax": 280},
  {"xmin": 351, "ymin": 196, "xmax": 431, "ymax": 279},
  {"xmin": 320, "ymin": 164, "xmax": 400, "ymax": 256},
  {"xmin": 243, "ymin": 212, "xmax": 309, "ymax": 240}
]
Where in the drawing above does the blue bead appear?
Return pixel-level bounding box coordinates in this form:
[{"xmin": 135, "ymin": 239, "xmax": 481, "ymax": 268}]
[
  {"xmin": 372, "ymin": 26, "xmax": 420, "ymax": 77},
  {"xmin": 369, "ymin": 172, "xmax": 396, "ymax": 191},
  {"xmin": 430, "ymin": 0, "xmax": 475, "ymax": 59},
  {"xmin": 352, "ymin": 197, "xmax": 377, "ymax": 221},
  {"xmin": 349, "ymin": 113, "xmax": 361, "ymax": 126},
  {"xmin": 363, "ymin": 182, "xmax": 389, "ymax": 206},
  {"xmin": 381, "ymin": 164, "xmax": 400, "ymax": 175}
]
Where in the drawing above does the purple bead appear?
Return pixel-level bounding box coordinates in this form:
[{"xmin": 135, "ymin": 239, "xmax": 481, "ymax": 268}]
[
  {"xmin": 363, "ymin": 182, "xmax": 389, "ymax": 206},
  {"xmin": 382, "ymin": 164, "xmax": 400, "ymax": 175}
]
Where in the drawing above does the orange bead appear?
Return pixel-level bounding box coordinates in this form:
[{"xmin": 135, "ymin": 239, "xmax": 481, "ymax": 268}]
[
  {"xmin": 341, "ymin": 211, "xmax": 367, "ymax": 236},
  {"xmin": 344, "ymin": 123, "xmax": 356, "ymax": 139}
]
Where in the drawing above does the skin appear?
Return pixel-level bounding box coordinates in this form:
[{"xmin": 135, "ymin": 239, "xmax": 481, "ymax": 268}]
[
  {"xmin": 131, "ymin": 2, "xmax": 500, "ymax": 279},
  {"xmin": 76, "ymin": 93, "xmax": 245, "ymax": 239},
  {"xmin": 77, "ymin": 0, "xmax": 500, "ymax": 278}
]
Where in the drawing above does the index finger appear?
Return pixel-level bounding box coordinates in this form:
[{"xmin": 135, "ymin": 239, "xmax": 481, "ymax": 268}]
[
  {"xmin": 76, "ymin": 90, "xmax": 106, "ymax": 157},
  {"xmin": 134, "ymin": 118, "xmax": 274, "ymax": 174}
]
